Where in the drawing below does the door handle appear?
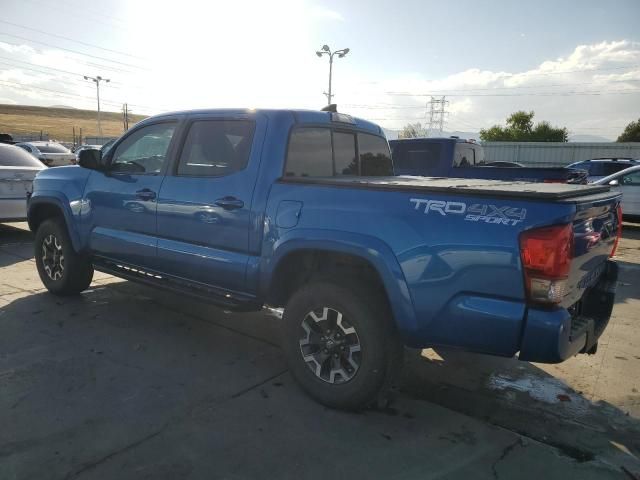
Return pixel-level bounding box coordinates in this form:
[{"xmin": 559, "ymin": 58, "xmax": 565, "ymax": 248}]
[
  {"xmin": 214, "ymin": 196, "xmax": 244, "ymax": 210},
  {"xmin": 135, "ymin": 188, "xmax": 156, "ymax": 201}
]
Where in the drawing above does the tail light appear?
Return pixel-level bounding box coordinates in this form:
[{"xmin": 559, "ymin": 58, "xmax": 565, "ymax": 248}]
[
  {"xmin": 520, "ymin": 224, "xmax": 573, "ymax": 305},
  {"xmin": 610, "ymin": 204, "xmax": 623, "ymax": 258}
]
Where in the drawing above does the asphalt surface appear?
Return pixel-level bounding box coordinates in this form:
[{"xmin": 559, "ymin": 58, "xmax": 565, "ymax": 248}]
[{"xmin": 0, "ymin": 222, "xmax": 638, "ymax": 480}]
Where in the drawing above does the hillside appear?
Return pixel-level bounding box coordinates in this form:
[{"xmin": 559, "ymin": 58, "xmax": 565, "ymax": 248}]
[{"xmin": 0, "ymin": 104, "xmax": 147, "ymax": 142}]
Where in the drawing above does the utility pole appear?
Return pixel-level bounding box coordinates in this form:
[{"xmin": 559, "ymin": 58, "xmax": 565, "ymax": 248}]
[
  {"xmin": 425, "ymin": 96, "xmax": 449, "ymax": 137},
  {"xmin": 84, "ymin": 75, "xmax": 110, "ymax": 136},
  {"xmin": 316, "ymin": 45, "xmax": 350, "ymax": 105},
  {"xmin": 122, "ymin": 103, "xmax": 130, "ymax": 131}
]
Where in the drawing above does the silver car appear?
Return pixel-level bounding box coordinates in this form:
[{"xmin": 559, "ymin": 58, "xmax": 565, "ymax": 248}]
[
  {"xmin": 0, "ymin": 143, "xmax": 46, "ymax": 221},
  {"xmin": 15, "ymin": 141, "xmax": 76, "ymax": 167},
  {"xmin": 594, "ymin": 165, "xmax": 640, "ymax": 217}
]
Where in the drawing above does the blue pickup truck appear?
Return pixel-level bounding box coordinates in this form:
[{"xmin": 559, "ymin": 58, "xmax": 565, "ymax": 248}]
[
  {"xmin": 28, "ymin": 108, "xmax": 621, "ymax": 410},
  {"xmin": 391, "ymin": 137, "xmax": 588, "ymax": 183}
]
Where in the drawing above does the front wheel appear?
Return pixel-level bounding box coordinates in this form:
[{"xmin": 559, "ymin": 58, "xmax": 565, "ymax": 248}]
[
  {"xmin": 282, "ymin": 281, "xmax": 403, "ymax": 410},
  {"xmin": 34, "ymin": 219, "xmax": 94, "ymax": 295}
]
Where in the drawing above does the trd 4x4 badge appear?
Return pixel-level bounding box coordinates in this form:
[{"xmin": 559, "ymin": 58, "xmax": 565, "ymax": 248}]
[{"xmin": 410, "ymin": 198, "xmax": 527, "ymax": 226}]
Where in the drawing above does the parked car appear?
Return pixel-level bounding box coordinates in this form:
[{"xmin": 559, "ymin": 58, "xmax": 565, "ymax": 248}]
[
  {"xmin": 594, "ymin": 164, "xmax": 640, "ymax": 217},
  {"xmin": 567, "ymin": 158, "xmax": 639, "ymax": 183},
  {"xmin": 74, "ymin": 145, "xmax": 101, "ymax": 164},
  {"xmin": 27, "ymin": 108, "xmax": 621, "ymax": 410},
  {"xmin": 0, "ymin": 143, "xmax": 45, "ymax": 221},
  {"xmin": 16, "ymin": 141, "xmax": 76, "ymax": 167},
  {"xmin": 390, "ymin": 138, "xmax": 588, "ymax": 183}
]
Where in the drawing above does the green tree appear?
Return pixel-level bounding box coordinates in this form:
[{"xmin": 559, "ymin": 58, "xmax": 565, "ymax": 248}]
[
  {"xmin": 480, "ymin": 111, "xmax": 568, "ymax": 142},
  {"xmin": 617, "ymin": 118, "xmax": 640, "ymax": 142},
  {"xmin": 399, "ymin": 122, "xmax": 424, "ymax": 139}
]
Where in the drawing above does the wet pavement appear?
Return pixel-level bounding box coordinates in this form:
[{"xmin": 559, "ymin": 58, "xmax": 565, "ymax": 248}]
[{"xmin": 0, "ymin": 222, "xmax": 638, "ymax": 479}]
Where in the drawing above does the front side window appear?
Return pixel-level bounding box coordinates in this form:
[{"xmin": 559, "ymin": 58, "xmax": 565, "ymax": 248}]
[
  {"xmin": 177, "ymin": 120, "xmax": 255, "ymax": 176},
  {"xmin": 111, "ymin": 123, "xmax": 176, "ymax": 174},
  {"xmin": 18, "ymin": 144, "xmax": 32, "ymax": 153},
  {"xmin": 285, "ymin": 128, "xmax": 333, "ymax": 177},
  {"xmin": 358, "ymin": 133, "xmax": 393, "ymax": 176}
]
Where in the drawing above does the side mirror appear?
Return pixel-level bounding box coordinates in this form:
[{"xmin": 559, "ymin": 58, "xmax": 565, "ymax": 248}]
[
  {"xmin": 609, "ymin": 179, "xmax": 619, "ymax": 186},
  {"xmin": 78, "ymin": 149, "xmax": 102, "ymax": 170}
]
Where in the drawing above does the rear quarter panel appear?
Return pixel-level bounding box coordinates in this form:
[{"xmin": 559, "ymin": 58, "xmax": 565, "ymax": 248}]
[{"xmin": 263, "ymin": 182, "xmax": 577, "ymax": 355}]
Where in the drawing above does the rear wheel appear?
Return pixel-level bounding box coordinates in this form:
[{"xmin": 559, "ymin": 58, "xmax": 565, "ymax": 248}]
[
  {"xmin": 282, "ymin": 281, "xmax": 403, "ymax": 410},
  {"xmin": 35, "ymin": 219, "xmax": 93, "ymax": 295}
]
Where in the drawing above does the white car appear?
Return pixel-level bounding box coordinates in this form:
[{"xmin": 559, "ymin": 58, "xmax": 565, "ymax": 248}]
[
  {"xmin": 15, "ymin": 141, "xmax": 76, "ymax": 167},
  {"xmin": 0, "ymin": 143, "xmax": 46, "ymax": 221},
  {"xmin": 594, "ymin": 165, "xmax": 640, "ymax": 217}
]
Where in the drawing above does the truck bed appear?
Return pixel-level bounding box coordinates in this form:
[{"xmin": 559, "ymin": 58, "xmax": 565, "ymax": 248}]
[{"xmin": 280, "ymin": 175, "xmax": 610, "ymax": 201}]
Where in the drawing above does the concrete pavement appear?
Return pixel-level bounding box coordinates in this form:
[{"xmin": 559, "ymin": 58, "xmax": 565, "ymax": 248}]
[{"xmin": 0, "ymin": 222, "xmax": 638, "ymax": 479}]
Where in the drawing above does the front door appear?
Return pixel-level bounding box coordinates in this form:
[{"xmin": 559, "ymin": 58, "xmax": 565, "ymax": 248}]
[
  {"xmin": 156, "ymin": 116, "xmax": 262, "ymax": 294},
  {"xmin": 84, "ymin": 121, "xmax": 178, "ymax": 267}
]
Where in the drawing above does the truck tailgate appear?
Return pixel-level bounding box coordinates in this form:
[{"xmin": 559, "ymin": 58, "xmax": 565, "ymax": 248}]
[{"xmin": 562, "ymin": 190, "xmax": 622, "ymax": 308}]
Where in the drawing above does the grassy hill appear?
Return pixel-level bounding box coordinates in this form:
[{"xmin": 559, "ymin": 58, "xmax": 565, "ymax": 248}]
[{"xmin": 0, "ymin": 104, "xmax": 147, "ymax": 142}]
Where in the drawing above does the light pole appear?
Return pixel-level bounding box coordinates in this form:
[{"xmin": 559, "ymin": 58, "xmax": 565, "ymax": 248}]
[
  {"xmin": 84, "ymin": 75, "xmax": 110, "ymax": 136},
  {"xmin": 316, "ymin": 45, "xmax": 350, "ymax": 105}
]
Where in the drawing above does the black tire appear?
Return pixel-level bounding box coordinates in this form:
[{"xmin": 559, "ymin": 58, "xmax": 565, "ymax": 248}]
[
  {"xmin": 34, "ymin": 218, "xmax": 94, "ymax": 295},
  {"xmin": 282, "ymin": 280, "xmax": 403, "ymax": 410}
]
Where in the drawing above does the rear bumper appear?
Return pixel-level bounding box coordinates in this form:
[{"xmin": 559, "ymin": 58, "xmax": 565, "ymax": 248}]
[{"xmin": 518, "ymin": 260, "xmax": 618, "ymax": 363}]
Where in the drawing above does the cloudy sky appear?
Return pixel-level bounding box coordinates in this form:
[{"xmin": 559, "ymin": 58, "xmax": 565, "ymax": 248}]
[{"xmin": 0, "ymin": 0, "xmax": 639, "ymax": 140}]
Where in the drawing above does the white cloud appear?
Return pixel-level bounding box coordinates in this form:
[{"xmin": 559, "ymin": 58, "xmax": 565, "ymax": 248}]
[{"xmin": 341, "ymin": 40, "xmax": 640, "ymax": 139}]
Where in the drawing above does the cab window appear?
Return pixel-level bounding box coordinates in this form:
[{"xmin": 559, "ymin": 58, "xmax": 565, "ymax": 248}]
[{"xmin": 111, "ymin": 123, "xmax": 176, "ymax": 174}]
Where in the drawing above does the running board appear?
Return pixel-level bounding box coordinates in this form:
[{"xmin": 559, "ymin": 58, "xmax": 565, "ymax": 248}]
[{"xmin": 92, "ymin": 257, "xmax": 261, "ymax": 312}]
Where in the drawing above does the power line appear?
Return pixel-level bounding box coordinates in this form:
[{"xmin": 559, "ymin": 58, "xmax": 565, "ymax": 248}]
[
  {"xmin": 0, "ymin": 39, "xmax": 139, "ymax": 75},
  {"xmin": 0, "ymin": 79, "xmax": 123, "ymax": 107},
  {"xmin": 0, "ymin": 20, "xmax": 145, "ymax": 60},
  {"xmin": 0, "ymin": 32, "xmax": 147, "ymax": 71}
]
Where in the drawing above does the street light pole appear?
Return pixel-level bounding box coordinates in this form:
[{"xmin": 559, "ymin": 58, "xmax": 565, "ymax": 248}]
[
  {"xmin": 316, "ymin": 45, "xmax": 350, "ymax": 105},
  {"xmin": 84, "ymin": 75, "xmax": 110, "ymax": 136}
]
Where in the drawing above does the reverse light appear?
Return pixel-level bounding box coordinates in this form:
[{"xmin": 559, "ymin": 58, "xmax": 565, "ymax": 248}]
[
  {"xmin": 610, "ymin": 204, "xmax": 623, "ymax": 258},
  {"xmin": 520, "ymin": 224, "xmax": 573, "ymax": 305}
]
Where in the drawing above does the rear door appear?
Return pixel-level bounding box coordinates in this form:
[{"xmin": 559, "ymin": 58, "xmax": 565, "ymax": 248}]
[{"xmin": 155, "ymin": 113, "xmax": 264, "ymax": 294}]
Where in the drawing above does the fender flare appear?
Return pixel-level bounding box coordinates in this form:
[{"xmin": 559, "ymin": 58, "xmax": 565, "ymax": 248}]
[
  {"xmin": 261, "ymin": 228, "xmax": 418, "ymax": 338},
  {"xmin": 28, "ymin": 192, "xmax": 82, "ymax": 252}
]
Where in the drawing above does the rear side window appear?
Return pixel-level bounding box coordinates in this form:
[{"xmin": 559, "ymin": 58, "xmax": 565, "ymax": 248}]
[
  {"xmin": 286, "ymin": 128, "xmax": 392, "ymax": 178},
  {"xmin": 285, "ymin": 128, "xmax": 332, "ymax": 177},
  {"xmin": 454, "ymin": 145, "xmax": 475, "ymax": 167},
  {"xmin": 358, "ymin": 133, "xmax": 393, "ymax": 176},
  {"xmin": 177, "ymin": 120, "xmax": 255, "ymax": 176}
]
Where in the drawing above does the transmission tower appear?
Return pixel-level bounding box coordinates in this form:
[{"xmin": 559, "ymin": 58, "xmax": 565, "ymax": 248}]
[{"xmin": 425, "ymin": 96, "xmax": 449, "ymax": 137}]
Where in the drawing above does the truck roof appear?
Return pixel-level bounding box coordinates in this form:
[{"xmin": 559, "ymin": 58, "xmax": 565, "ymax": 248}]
[{"xmin": 142, "ymin": 108, "xmax": 383, "ymax": 136}]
